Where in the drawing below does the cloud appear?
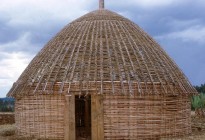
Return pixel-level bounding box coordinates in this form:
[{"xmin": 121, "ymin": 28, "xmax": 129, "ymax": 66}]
[
  {"xmin": 108, "ymin": 0, "xmax": 188, "ymax": 9},
  {"xmin": 156, "ymin": 25, "xmax": 205, "ymax": 43},
  {"xmin": 0, "ymin": 51, "xmax": 33, "ymax": 97},
  {"xmin": 132, "ymin": 0, "xmax": 183, "ymax": 7},
  {"xmin": 0, "ymin": 31, "xmax": 36, "ymax": 97},
  {"xmin": 0, "ymin": 32, "xmax": 40, "ymax": 53},
  {"xmin": 0, "ymin": 0, "xmax": 96, "ymax": 27},
  {"xmin": 0, "ymin": 52, "xmax": 31, "ymax": 79},
  {"xmin": 162, "ymin": 18, "xmax": 201, "ymax": 30}
]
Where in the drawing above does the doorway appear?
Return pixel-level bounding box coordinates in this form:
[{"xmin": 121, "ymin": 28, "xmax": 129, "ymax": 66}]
[{"xmin": 75, "ymin": 95, "xmax": 91, "ymax": 140}]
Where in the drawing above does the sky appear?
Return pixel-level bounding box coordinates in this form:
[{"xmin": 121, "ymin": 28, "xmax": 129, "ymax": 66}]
[{"xmin": 0, "ymin": 0, "xmax": 205, "ymax": 97}]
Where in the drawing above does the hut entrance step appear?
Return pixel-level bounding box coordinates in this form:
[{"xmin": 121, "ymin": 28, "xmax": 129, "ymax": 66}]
[{"xmin": 75, "ymin": 95, "xmax": 91, "ymax": 140}]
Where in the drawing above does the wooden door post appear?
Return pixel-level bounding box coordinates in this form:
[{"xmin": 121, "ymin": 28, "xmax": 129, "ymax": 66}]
[
  {"xmin": 85, "ymin": 96, "xmax": 90, "ymax": 137},
  {"xmin": 92, "ymin": 94, "xmax": 104, "ymax": 140},
  {"xmin": 64, "ymin": 95, "xmax": 75, "ymax": 140}
]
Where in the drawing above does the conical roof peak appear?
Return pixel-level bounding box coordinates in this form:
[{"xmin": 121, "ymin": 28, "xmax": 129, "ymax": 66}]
[{"xmin": 72, "ymin": 9, "xmax": 128, "ymax": 23}]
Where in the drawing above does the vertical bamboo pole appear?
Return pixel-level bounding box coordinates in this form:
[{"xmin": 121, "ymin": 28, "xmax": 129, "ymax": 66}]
[
  {"xmin": 99, "ymin": 0, "xmax": 104, "ymax": 9},
  {"xmin": 64, "ymin": 95, "xmax": 75, "ymax": 140}
]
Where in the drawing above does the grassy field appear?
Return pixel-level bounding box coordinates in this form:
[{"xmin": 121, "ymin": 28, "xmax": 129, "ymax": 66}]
[{"xmin": 1, "ymin": 116, "xmax": 205, "ymax": 140}]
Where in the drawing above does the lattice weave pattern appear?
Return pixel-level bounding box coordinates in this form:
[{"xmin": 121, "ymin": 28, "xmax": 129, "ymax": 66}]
[{"xmin": 8, "ymin": 10, "xmax": 196, "ymax": 97}]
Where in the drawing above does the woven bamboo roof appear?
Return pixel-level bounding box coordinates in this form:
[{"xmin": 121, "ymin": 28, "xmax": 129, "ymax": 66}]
[{"xmin": 7, "ymin": 9, "xmax": 197, "ymax": 97}]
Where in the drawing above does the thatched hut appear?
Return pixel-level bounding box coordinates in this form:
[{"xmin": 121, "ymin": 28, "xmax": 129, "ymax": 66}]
[{"xmin": 8, "ymin": 0, "xmax": 197, "ymax": 139}]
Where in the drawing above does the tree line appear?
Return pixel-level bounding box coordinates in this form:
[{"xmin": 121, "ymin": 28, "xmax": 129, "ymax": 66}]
[
  {"xmin": 194, "ymin": 84, "xmax": 205, "ymax": 93},
  {"xmin": 0, "ymin": 98, "xmax": 15, "ymax": 112},
  {"xmin": 192, "ymin": 83, "xmax": 205, "ymax": 117}
]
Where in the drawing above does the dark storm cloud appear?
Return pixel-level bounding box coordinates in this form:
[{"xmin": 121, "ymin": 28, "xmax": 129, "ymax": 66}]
[
  {"xmin": 29, "ymin": 21, "xmax": 68, "ymax": 46},
  {"xmin": 0, "ymin": 18, "xmax": 21, "ymax": 43},
  {"xmin": 159, "ymin": 38, "xmax": 205, "ymax": 85},
  {"xmin": 0, "ymin": 15, "xmax": 70, "ymax": 54},
  {"xmin": 106, "ymin": 0, "xmax": 205, "ymax": 36}
]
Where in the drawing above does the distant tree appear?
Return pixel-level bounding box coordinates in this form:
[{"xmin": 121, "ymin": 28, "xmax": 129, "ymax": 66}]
[
  {"xmin": 191, "ymin": 93, "xmax": 205, "ymax": 117},
  {"xmin": 0, "ymin": 99, "xmax": 3, "ymax": 111},
  {"xmin": 0, "ymin": 98, "xmax": 15, "ymax": 112},
  {"xmin": 191, "ymin": 83, "xmax": 205, "ymax": 117},
  {"xmin": 194, "ymin": 83, "xmax": 205, "ymax": 93},
  {"xmin": 0, "ymin": 99, "xmax": 3, "ymax": 105},
  {"xmin": 7, "ymin": 106, "xmax": 13, "ymax": 112},
  {"xmin": 1, "ymin": 105, "xmax": 7, "ymax": 112}
]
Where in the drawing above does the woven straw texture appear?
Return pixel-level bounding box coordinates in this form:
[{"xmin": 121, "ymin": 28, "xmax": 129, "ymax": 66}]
[
  {"xmin": 7, "ymin": 10, "xmax": 196, "ymax": 97},
  {"xmin": 14, "ymin": 94, "xmax": 191, "ymax": 139},
  {"xmin": 103, "ymin": 94, "xmax": 191, "ymax": 139}
]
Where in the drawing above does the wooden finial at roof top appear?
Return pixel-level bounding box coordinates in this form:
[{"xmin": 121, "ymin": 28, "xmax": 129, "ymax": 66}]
[{"xmin": 99, "ymin": 0, "xmax": 104, "ymax": 9}]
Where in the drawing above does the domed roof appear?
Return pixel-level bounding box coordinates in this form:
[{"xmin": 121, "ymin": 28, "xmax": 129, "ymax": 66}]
[{"xmin": 8, "ymin": 9, "xmax": 197, "ymax": 97}]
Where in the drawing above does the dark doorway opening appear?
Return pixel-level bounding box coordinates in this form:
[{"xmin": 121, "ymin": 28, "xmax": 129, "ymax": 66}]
[{"xmin": 75, "ymin": 95, "xmax": 91, "ymax": 140}]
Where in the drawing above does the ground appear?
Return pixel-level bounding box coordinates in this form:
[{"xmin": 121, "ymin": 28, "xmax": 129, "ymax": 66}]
[
  {"xmin": 1, "ymin": 116, "xmax": 205, "ymax": 140},
  {"xmin": 162, "ymin": 116, "xmax": 205, "ymax": 140}
]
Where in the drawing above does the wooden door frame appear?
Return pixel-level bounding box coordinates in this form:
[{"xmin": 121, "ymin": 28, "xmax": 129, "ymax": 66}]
[
  {"xmin": 64, "ymin": 95, "xmax": 75, "ymax": 140},
  {"xmin": 64, "ymin": 93, "xmax": 104, "ymax": 140}
]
